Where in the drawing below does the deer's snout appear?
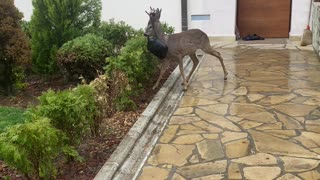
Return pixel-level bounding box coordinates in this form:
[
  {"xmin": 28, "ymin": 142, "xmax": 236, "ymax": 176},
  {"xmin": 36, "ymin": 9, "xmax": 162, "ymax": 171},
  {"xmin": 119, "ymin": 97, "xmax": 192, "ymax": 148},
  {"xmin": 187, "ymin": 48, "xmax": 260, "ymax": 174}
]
[{"xmin": 144, "ymin": 29, "xmax": 151, "ymax": 37}]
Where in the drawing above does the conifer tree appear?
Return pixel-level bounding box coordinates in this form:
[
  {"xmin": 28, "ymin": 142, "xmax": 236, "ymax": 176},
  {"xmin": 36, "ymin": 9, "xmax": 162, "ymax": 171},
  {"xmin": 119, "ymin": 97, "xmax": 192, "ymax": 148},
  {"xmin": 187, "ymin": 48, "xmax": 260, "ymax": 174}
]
[
  {"xmin": 30, "ymin": 0, "xmax": 102, "ymax": 74},
  {"xmin": 0, "ymin": 0, "xmax": 31, "ymax": 95}
]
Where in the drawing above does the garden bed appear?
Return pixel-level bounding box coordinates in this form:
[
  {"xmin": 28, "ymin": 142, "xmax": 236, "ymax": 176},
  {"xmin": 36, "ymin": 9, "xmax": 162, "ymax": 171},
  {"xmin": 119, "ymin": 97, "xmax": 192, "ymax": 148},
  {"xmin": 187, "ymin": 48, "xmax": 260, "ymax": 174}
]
[{"xmin": 0, "ymin": 61, "xmax": 177, "ymax": 179}]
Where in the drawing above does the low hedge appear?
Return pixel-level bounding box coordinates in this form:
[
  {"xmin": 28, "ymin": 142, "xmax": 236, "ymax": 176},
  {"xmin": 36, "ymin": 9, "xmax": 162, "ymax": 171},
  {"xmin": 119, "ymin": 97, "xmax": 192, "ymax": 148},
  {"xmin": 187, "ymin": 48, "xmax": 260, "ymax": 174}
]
[
  {"xmin": 0, "ymin": 117, "xmax": 78, "ymax": 179},
  {"xmin": 28, "ymin": 85, "xmax": 97, "ymax": 145},
  {"xmin": 0, "ymin": 85, "xmax": 95, "ymax": 179},
  {"xmin": 57, "ymin": 34, "xmax": 113, "ymax": 81}
]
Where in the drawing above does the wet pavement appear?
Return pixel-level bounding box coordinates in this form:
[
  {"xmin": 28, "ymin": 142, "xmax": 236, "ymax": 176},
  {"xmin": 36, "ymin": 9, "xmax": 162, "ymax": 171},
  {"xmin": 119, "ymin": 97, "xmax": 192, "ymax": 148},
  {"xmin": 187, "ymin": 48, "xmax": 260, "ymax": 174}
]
[{"xmin": 137, "ymin": 44, "xmax": 320, "ymax": 180}]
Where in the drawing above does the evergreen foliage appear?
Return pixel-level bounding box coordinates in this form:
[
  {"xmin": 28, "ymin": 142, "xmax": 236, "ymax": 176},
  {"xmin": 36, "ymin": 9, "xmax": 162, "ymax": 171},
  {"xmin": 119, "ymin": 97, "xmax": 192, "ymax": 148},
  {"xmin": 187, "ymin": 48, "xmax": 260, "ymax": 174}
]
[
  {"xmin": 57, "ymin": 34, "xmax": 112, "ymax": 81},
  {"xmin": 0, "ymin": 0, "xmax": 31, "ymax": 95},
  {"xmin": 20, "ymin": 20, "xmax": 32, "ymax": 39},
  {"xmin": 28, "ymin": 85, "xmax": 97, "ymax": 145},
  {"xmin": 0, "ymin": 117, "xmax": 75, "ymax": 179},
  {"xmin": 30, "ymin": 0, "xmax": 102, "ymax": 74}
]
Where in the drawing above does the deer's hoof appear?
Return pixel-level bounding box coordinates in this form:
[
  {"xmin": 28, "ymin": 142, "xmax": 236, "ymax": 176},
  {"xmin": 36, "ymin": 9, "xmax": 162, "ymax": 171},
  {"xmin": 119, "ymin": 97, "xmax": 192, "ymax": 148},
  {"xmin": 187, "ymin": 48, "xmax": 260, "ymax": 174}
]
[
  {"xmin": 224, "ymin": 72, "xmax": 229, "ymax": 80},
  {"xmin": 152, "ymin": 85, "xmax": 157, "ymax": 90},
  {"xmin": 182, "ymin": 80, "xmax": 189, "ymax": 86},
  {"xmin": 183, "ymin": 84, "xmax": 189, "ymax": 91}
]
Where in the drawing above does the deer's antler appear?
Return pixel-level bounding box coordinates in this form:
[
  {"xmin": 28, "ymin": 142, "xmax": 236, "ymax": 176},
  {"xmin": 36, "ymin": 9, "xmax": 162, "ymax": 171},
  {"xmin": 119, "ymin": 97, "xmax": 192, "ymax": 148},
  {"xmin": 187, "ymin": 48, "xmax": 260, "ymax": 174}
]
[
  {"xmin": 150, "ymin": 7, "xmax": 155, "ymax": 12},
  {"xmin": 146, "ymin": 7, "xmax": 162, "ymax": 20},
  {"xmin": 155, "ymin": 8, "xmax": 162, "ymax": 19}
]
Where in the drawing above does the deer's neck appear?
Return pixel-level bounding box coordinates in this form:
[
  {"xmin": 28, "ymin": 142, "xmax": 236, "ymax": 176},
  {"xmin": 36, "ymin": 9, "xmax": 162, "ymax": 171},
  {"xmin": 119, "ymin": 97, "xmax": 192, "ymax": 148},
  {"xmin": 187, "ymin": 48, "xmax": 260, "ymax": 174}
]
[
  {"xmin": 154, "ymin": 22, "xmax": 167, "ymax": 43},
  {"xmin": 155, "ymin": 30, "xmax": 166, "ymax": 42}
]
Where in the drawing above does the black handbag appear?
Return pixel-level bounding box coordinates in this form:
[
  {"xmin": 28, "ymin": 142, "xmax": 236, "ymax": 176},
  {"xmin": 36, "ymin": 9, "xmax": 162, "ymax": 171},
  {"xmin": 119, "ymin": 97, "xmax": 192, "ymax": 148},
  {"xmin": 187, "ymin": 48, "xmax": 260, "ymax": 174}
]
[{"xmin": 147, "ymin": 38, "xmax": 168, "ymax": 59}]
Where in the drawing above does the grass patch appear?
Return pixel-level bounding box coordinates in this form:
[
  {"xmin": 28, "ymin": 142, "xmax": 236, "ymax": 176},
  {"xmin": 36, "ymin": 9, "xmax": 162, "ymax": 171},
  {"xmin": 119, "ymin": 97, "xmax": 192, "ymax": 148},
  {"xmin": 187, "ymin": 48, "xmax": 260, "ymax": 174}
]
[{"xmin": 0, "ymin": 106, "xmax": 25, "ymax": 132}]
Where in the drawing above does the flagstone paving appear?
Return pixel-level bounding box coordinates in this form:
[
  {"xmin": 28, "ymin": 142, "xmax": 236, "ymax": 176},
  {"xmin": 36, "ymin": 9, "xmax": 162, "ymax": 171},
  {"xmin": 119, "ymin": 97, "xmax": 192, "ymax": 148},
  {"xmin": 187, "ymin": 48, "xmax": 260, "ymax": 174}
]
[{"xmin": 137, "ymin": 45, "xmax": 320, "ymax": 180}]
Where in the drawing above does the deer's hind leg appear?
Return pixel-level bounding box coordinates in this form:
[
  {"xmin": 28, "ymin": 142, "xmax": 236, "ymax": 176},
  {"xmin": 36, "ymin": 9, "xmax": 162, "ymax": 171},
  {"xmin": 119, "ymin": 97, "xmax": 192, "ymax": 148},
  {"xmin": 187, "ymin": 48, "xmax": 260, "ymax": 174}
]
[
  {"xmin": 203, "ymin": 47, "xmax": 228, "ymax": 80},
  {"xmin": 186, "ymin": 54, "xmax": 199, "ymax": 83}
]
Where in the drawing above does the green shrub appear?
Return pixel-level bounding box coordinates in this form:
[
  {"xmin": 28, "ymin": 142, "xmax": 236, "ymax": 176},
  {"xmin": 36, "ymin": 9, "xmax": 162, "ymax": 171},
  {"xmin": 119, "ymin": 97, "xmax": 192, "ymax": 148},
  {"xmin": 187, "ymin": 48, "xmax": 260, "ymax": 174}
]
[
  {"xmin": 106, "ymin": 36, "xmax": 158, "ymax": 87},
  {"xmin": 57, "ymin": 34, "xmax": 113, "ymax": 81},
  {"xmin": 96, "ymin": 20, "xmax": 139, "ymax": 55},
  {"xmin": 29, "ymin": 85, "xmax": 97, "ymax": 145},
  {"xmin": 0, "ymin": 117, "xmax": 76, "ymax": 179},
  {"xmin": 106, "ymin": 36, "xmax": 158, "ymax": 110}
]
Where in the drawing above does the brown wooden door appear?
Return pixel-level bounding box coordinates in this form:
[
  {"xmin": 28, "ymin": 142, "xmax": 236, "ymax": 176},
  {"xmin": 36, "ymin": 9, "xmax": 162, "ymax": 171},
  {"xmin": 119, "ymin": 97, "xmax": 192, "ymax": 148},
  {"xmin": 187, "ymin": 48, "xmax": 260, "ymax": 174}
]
[{"xmin": 237, "ymin": 0, "xmax": 291, "ymax": 38}]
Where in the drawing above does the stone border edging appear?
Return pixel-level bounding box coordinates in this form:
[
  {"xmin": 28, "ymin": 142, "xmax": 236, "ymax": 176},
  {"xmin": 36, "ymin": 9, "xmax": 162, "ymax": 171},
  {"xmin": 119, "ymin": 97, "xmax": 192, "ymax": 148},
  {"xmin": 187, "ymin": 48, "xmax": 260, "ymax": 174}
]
[{"xmin": 94, "ymin": 57, "xmax": 193, "ymax": 180}]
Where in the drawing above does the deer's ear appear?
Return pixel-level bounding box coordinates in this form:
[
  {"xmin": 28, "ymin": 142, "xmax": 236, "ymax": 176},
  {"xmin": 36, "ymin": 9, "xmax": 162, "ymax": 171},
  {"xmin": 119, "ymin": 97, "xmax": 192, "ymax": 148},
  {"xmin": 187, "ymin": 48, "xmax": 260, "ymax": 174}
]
[
  {"xmin": 145, "ymin": 11, "xmax": 150, "ymax": 16},
  {"xmin": 159, "ymin": 9, "xmax": 162, "ymax": 17}
]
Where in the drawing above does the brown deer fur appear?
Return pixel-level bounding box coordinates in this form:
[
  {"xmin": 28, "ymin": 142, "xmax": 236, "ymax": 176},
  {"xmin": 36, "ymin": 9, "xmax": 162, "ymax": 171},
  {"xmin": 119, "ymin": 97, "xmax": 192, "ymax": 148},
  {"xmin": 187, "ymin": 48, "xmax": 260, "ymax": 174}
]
[{"xmin": 145, "ymin": 8, "xmax": 228, "ymax": 90}]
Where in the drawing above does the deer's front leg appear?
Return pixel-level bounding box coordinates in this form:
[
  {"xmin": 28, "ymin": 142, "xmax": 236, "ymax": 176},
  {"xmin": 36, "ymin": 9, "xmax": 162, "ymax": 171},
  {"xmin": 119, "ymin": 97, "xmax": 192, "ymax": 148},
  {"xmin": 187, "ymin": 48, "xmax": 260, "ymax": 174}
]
[
  {"xmin": 152, "ymin": 60, "xmax": 169, "ymax": 90},
  {"xmin": 178, "ymin": 60, "xmax": 188, "ymax": 91}
]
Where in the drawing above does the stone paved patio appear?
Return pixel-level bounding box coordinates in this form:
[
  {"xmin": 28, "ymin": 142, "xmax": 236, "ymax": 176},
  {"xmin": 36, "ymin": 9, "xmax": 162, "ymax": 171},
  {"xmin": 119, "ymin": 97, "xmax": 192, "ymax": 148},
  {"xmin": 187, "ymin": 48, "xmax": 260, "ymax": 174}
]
[{"xmin": 137, "ymin": 44, "xmax": 320, "ymax": 180}]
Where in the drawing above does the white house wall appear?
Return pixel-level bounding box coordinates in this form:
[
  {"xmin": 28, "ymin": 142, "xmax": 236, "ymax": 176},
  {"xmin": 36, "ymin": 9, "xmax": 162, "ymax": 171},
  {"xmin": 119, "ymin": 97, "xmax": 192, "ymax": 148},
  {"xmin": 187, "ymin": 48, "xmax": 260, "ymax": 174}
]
[
  {"xmin": 15, "ymin": 0, "xmax": 313, "ymax": 39},
  {"xmin": 102, "ymin": 0, "xmax": 182, "ymax": 32},
  {"xmin": 290, "ymin": 0, "xmax": 313, "ymax": 37},
  {"xmin": 188, "ymin": 0, "xmax": 237, "ymax": 38},
  {"xmin": 14, "ymin": 0, "xmax": 182, "ymax": 32}
]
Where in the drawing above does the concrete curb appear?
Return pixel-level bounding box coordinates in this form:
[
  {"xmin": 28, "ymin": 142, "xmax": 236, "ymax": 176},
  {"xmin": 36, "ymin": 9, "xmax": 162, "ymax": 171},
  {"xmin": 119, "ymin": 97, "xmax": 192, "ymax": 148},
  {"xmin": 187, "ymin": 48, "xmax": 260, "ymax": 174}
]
[{"xmin": 94, "ymin": 54, "xmax": 204, "ymax": 180}]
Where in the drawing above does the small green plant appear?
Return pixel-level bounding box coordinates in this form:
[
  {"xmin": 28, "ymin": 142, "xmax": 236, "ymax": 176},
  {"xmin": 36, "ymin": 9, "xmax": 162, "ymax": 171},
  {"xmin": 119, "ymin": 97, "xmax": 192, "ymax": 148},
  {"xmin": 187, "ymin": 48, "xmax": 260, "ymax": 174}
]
[
  {"xmin": 0, "ymin": 117, "xmax": 76, "ymax": 179},
  {"xmin": 115, "ymin": 89, "xmax": 137, "ymax": 111},
  {"xmin": 13, "ymin": 66, "xmax": 27, "ymax": 90},
  {"xmin": 57, "ymin": 34, "xmax": 113, "ymax": 81},
  {"xmin": 29, "ymin": 85, "xmax": 97, "ymax": 145}
]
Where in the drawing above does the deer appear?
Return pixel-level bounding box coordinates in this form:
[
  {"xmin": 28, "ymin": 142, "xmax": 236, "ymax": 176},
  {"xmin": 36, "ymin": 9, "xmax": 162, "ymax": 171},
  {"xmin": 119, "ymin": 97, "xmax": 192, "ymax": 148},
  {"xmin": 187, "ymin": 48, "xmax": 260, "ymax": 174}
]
[{"xmin": 144, "ymin": 8, "xmax": 228, "ymax": 91}]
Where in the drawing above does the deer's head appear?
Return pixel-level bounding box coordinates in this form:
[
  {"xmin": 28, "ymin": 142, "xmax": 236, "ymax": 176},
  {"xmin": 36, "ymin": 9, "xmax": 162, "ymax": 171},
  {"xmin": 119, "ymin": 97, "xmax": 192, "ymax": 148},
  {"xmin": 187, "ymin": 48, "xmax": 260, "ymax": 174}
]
[{"xmin": 144, "ymin": 7, "xmax": 162, "ymax": 37}]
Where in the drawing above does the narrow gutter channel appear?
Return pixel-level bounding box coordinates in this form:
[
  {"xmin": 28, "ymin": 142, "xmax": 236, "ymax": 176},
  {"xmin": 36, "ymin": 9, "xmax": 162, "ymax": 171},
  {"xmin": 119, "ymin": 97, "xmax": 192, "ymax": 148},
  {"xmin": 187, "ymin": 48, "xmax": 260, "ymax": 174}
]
[{"xmin": 94, "ymin": 54, "xmax": 205, "ymax": 180}]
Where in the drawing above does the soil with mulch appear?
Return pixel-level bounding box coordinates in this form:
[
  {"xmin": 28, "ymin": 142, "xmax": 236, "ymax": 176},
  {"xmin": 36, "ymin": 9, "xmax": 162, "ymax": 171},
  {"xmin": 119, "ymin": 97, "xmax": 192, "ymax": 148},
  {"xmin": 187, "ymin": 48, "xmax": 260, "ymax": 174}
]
[{"xmin": 0, "ymin": 61, "xmax": 178, "ymax": 180}]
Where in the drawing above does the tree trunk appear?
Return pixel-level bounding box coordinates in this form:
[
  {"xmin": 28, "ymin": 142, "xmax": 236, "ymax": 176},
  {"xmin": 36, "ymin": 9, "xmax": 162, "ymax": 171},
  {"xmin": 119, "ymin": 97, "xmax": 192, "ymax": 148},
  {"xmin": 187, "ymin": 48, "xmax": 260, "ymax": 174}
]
[{"xmin": 0, "ymin": 60, "xmax": 14, "ymax": 96}]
